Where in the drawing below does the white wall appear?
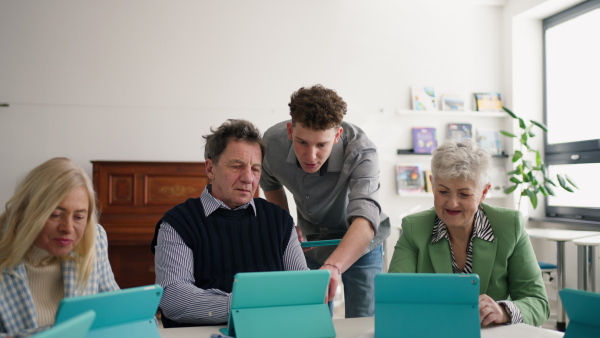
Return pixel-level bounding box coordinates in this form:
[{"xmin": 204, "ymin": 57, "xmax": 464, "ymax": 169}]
[{"xmin": 2, "ymin": 0, "xmax": 509, "ymax": 265}]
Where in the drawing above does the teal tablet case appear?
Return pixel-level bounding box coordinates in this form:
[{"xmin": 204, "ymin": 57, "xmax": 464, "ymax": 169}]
[
  {"xmin": 220, "ymin": 270, "xmax": 335, "ymax": 338},
  {"xmin": 560, "ymin": 288, "xmax": 600, "ymax": 338},
  {"xmin": 300, "ymin": 239, "xmax": 342, "ymax": 247},
  {"xmin": 55, "ymin": 284, "xmax": 163, "ymax": 338},
  {"xmin": 375, "ymin": 273, "xmax": 480, "ymax": 338},
  {"xmin": 33, "ymin": 310, "xmax": 95, "ymax": 338},
  {"xmin": 302, "ymin": 232, "xmax": 344, "ymax": 248}
]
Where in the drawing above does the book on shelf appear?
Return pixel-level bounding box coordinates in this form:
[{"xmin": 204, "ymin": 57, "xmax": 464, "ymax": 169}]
[
  {"xmin": 477, "ymin": 128, "xmax": 503, "ymax": 156},
  {"xmin": 446, "ymin": 123, "xmax": 473, "ymax": 141},
  {"xmin": 473, "ymin": 92, "xmax": 503, "ymax": 112},
  {"xmin": 441, "ymin": 95, "xmax": 465, "ymax": 111},
  {"xmin": 395, "ymin": 163, "xmax": 424, "ymax": 195},
  {"xmin": 423, "ymin": 169, "xmax": 433, "ymax": 193},
  {"xmin": 411, "ymin": 85, "xmax": 437, "ymax": 111},
  {"xmin": 412, "ymin": 127, "xmax": 437, "ymax": 154}
]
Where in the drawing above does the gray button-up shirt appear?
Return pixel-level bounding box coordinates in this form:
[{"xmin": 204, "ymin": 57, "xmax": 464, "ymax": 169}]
[{"xmin": 260, "ymin": 120, "xmax": 390, "ymax": 264}]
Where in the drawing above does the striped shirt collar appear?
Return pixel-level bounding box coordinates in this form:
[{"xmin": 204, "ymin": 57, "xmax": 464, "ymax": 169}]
[
  {"xmin": 200, "ymin": 184, "xmax": 257, "ymax": 217},
  {"xmin": 431, "ymin": 207, "xmax": 494, "ymax": 274},
  {"xmin": 431, "ymin": 207, "xmax": 495, "ymax": 245}
]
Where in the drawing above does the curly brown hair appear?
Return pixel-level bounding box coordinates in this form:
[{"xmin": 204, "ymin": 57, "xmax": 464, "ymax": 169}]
[{"xmin": 288, "ymin": 84, "xmax": 347, "ymax": 130}]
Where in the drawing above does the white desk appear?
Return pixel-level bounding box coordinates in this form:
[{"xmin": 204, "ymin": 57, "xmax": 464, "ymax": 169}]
[
  {"xmin": 158, "ymin": 317, "xmax": 563, "ymax": 338},
  {"xmin": 526, "ymin": 228, "xmax": 600, "ymax": 331},
  {"xmin": 571, "ymin": 234, "xmax": 600, "ymax": 292}
]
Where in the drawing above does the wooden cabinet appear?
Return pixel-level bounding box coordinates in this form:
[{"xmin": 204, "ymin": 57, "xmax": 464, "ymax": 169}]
[{"xmin": 92, "ymin": 161, "xmax": 209, "ymax": 288}]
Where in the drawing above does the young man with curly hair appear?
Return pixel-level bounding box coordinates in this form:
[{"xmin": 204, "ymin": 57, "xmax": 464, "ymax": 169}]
[{"xmin": 260, "ymin": 84, "xmax": 390, "ymax": 318}]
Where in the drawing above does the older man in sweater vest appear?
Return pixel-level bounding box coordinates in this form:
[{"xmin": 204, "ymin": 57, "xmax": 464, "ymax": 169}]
[{"xmin": 151, "ymin": 119, "xmax": 308, "ymax": 328}]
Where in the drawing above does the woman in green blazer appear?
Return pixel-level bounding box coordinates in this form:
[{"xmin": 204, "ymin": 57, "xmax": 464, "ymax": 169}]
[{"xmin": 389, "ymin": 139, "xmax": 549, "ymax": 327}]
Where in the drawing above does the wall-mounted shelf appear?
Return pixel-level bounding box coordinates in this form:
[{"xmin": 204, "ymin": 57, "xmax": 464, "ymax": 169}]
[
  {"xmin": 397, "ymin": 149, "xmax": 508, "ymax": 157},
  {"xmin": 398, "ymin": 110, "xmax": 507, "ymax": 118},
  {"xmin": 393, "ymin": 109, "xmax": 514, "ymax": 207},
  {"xmin": 397, "ymin": 149, "xmax": 432, "ymax": 155},
  {"xmin": 397, "ymin": 192, "xmax": 506, "ymax": 198}
]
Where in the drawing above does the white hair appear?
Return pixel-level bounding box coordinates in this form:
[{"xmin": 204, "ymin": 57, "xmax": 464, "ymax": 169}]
[{"xmin": 431, "ymin": 138, "xmax": 492, "ymax": 189}]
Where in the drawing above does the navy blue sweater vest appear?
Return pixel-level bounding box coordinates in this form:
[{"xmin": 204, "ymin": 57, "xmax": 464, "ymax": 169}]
[{"xmin": 151, "ymin": 197, "xmax": 293, "ymax": 328}]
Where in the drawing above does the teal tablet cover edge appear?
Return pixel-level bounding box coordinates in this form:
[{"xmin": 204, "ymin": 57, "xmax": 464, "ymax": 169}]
[
  {"xmin": 222, "ymin": 270, "xmax": 335, "ymax": 338},
  {"xmin": 55, "ymin": 284, "xmax": 162, "ymax": 338},
  {"xmin": 375, "ymin": 273, "xmax": 480, "ymax": 338}
]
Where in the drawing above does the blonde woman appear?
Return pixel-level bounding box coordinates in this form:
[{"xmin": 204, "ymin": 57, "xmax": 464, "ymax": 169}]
[{"xmin": 0, "ymin": 158, "xmax": 119, "ymax": 337}]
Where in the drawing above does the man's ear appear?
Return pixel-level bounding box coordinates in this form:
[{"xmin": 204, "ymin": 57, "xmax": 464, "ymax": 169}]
[
  {"xmin": 287, "ymin": 122, "xmax": 294, "ymax": 140},
  {"xmin": 334, "ymin": 126, "xmax": 343, "ymax": 143},
  {"xmin": 205, "ymin": 159, "xmax": 215, "ymax": 181}
]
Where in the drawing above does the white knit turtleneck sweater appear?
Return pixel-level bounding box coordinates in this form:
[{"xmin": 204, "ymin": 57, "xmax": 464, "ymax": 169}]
[{"xmin": 24, "ymin": 245, "xmax": 64, "ymax": 327}]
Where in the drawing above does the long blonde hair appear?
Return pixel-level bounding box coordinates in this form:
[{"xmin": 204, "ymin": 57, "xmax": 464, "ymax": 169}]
[{"xmin": 0, "ymin": 157, "xmax": 98, "ymax": 291}]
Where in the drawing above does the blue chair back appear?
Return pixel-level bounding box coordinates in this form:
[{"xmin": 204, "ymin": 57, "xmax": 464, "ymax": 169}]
[{"xmin": 560, "ymin": 288, "xmax": 600, "ymax": 338}]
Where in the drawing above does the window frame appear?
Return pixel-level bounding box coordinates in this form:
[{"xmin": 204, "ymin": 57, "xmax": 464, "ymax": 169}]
[{"xmin": 543, "ymin": 0, "xmax": 600, "ymax": 223}]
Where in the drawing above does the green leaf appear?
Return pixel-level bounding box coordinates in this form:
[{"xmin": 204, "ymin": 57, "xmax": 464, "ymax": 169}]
[
  {"xmin": 546, "ymin": 179, "xmax": 557, "ymax": 187},
  {"xmin": 545, "ymin": 184, "xmax": 555, "ymax": 196},
  {"xmin": 540, "ymin": 186, "xmax": 548, "ymax": 197},
  {"xmin": 556, "ymin": 175, "xmax": 575, "ymax": 192},
  {"xmin": 504, "ymin": 185, "xmax": 518, "ymax": 194},
  {"xmin": 503, "ymin": 107, "xmax": 518, "ymax": 119},
  {"xmin": 531, "ymin": 196, "xmax": 539, "ymax": 209},
  {"xmin": 520, "ymin": 133, "xmax": 528, "ymax": 144},
  {"xmin": 525, "ymin": 189, "xmax": 538, "ymax": 209},
  {"xmin": 541, "ymin": 164, "xmax": 547, "ymax": 177},
  {"xmin": 512, "ymin": 151, "xmax": 523, "ymax": 162},
  {"xmin": 527, "ymin": 171, "xmax": 535, "ymax": 183},
  {"xmin": 535, "ymin": 151, "xmax": 541, "ymax": 167},
  {"xmin": 557, "ymin": 174, "xmax": 575, "ymax": 193},
  {"xmin": 500, "ymin": 130, "xmax": 517, "ymax": 138},
  {"xmin": 566, "ymin": 175, "xmax": 579, "ymax": 189},
  {"xmin": 518, "ymin": 118, "xmax": 526, "ymax": 129},
  {"xmin": 507, "ymin": 169, "xmax": 520, "ymax": 175},
  {"xmin": 557, "ymin": 174, "xmax": 566, "ymax": 187},
  {"xmin": 528, "ymin": 130, "xmax": 536, "ymax": 137},
  {"xmin": 523, "ymin": 172, "xmax": 531, "ymax": 183},
  {"xmin": 523, "ymin": 160, "xmax": 532, "ymax": 169},
  {"xmin": 510, "ymin": 177, "xmax": 522, "ymax": 184},
  {"xmin": 530, "ymin": 119, "xmax": 548, "ymax": 132}
]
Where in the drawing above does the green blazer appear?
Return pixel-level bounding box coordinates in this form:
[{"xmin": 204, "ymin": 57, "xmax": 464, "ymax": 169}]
[{"xmin": 388, "ymin": 203, "xmax": 549, "ymax": 326}]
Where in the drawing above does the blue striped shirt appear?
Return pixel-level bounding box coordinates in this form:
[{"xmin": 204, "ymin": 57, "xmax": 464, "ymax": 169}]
[
  {"xmin": 431, "ymin": 208, "xmax": 524, "ymax": 325},
  {"xmin": 154, "ymin": 186, "xmax": 308, "ymax": 325}
]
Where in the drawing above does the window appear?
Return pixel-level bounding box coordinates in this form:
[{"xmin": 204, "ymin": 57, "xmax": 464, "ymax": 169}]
[{"xmin": 543, "ymin": 0, "xmax": 600, "ymax": 222}]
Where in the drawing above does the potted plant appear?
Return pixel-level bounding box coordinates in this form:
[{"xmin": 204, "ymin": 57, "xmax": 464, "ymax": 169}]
[{"xmin": 500, "ymin": 107, "xmax": 577, "ymax": 209}]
